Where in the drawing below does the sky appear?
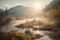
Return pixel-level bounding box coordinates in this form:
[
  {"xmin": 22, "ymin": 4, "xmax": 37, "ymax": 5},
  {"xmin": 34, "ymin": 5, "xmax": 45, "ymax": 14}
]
[{"xmin": 0, "ymin": 0, "xmax": 53, "ymax": 10}]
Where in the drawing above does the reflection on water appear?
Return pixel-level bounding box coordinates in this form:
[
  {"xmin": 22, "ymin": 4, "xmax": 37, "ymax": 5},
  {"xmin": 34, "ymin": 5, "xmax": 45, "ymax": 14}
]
[
  {"xmin": 35, "ymin": 36, "xmax": 52, "ymax": 40},
  {"xmin": 19, "ymin": 28, "xmax": 52, "ymax": 40},
  {"xmin": 18, "ymin": 28, "xmax": 52, "ymax": 40}
]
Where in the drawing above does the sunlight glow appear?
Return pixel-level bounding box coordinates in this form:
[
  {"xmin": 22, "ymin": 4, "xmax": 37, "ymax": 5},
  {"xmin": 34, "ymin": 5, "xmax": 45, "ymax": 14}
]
[
  {"xmin": 33, "ymin": 3, "xmax": 43, "ymax": 11},
  {"xmin": 34, "ymin": 3, "xmax": 40, "ymax": 10}
]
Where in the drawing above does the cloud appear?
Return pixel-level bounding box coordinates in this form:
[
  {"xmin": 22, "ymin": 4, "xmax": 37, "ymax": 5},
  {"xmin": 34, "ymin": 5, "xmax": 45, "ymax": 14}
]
[
  {"xmin": 0, "ymin": 0, "xmax": 53, "ymax": 9},
  {"xmin": 14, "ymin": 3, "xmax": 24, "ymax": 6},
  {"xmin": 3, "ymin": 4, "xmax": 11, "ymax": 8}
]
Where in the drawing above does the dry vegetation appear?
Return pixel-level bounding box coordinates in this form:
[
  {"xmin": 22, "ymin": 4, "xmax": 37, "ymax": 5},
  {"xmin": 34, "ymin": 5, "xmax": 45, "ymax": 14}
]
[{"xmin": 0, "ymin": 31, "xmax": 32, "ymax": 40}]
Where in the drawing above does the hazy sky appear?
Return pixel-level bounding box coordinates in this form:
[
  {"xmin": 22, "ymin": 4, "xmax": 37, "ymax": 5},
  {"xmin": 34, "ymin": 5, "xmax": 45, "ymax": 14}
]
[{"xmin": 0, "ymin": 0, "xmax": 53, "ymax": 9}]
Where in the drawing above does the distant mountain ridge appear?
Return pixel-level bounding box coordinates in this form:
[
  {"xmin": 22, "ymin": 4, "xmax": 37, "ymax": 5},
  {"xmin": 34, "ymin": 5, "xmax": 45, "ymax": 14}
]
[{"xmin": 8, "ymin": 5, "xmax": 34, "ymax": 17}]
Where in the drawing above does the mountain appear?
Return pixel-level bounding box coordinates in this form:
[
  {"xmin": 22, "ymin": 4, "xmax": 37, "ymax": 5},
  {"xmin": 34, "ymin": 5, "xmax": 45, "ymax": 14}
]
[
  {"xmin": 8, "ymin": 5, "xmax": 34, "ymax": 18},
  {"xmin": 44, "ymin": 0, "xmax": 60, "ymax": 12}
]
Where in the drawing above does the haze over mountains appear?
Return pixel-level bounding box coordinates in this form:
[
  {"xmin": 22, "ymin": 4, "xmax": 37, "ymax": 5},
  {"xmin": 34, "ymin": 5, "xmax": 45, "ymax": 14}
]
[
  {"xmin": 8, "ymin": 5, "xmax": 35, "ymax": 17},
  {"xmin": 0, "ymin": 5, "xmax": 35, "ymax": 18},
  {"xmin": 0, "ymin": 0, "xmax": 60, "ymax": 18}
]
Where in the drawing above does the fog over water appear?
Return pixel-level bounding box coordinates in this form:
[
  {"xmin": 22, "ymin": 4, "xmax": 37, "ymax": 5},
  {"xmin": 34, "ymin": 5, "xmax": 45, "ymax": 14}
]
[{"xmin": 0, "ymin": 18, "xmax": 53, "ymax": 40}]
